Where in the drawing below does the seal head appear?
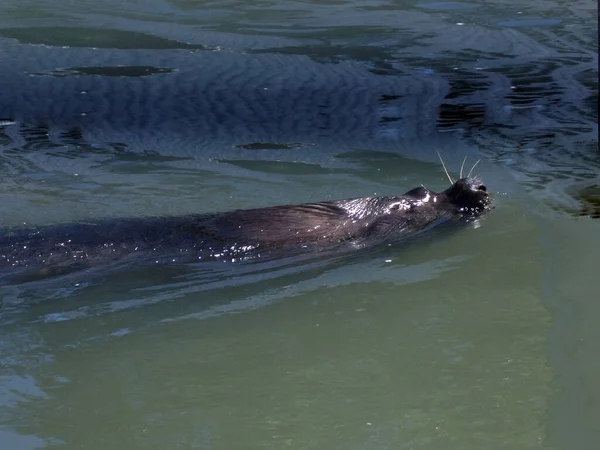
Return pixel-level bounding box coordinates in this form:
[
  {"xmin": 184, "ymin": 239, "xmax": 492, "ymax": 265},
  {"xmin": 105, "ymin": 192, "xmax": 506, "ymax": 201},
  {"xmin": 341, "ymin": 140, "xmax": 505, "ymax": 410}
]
[
  {"xmin": 440, "ymin": 177, "xmax": 491, "ymax": 216},
  {"xmin": 400, "ymin": 176, "xmax": 491, "ymax": 217}
]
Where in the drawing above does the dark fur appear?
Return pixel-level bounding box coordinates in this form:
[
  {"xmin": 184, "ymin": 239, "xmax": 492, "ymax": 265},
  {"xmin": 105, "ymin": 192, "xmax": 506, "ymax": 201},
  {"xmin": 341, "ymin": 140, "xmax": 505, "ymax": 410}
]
[{"xmin": 0, "ymin": 178, "xmax": 490, "ymax": 281}]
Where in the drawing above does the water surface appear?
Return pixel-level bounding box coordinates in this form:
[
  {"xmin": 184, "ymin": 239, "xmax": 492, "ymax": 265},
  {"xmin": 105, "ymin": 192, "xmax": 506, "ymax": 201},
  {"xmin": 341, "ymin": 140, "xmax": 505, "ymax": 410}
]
[{"xmin": 0, "ymin": 1, "xmax": 598, "ymax": 449}]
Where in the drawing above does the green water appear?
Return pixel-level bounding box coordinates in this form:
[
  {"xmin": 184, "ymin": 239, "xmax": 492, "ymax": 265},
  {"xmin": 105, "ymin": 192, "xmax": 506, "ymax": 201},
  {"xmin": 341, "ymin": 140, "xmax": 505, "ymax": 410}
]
[
  {"xmin": 0, "ymin": 1, "xmax": 598, "ymax": 449},
  {"xmin": 2, "ymin": 198, "xmax": 555, "ymax": 450}
]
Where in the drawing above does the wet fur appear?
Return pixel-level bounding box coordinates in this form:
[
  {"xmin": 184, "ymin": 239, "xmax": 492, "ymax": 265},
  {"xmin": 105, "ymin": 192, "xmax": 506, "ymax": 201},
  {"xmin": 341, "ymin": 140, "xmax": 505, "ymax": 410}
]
[{"xmin": 0, "ymin": 177, "xmax": 490, "ymax": 282}]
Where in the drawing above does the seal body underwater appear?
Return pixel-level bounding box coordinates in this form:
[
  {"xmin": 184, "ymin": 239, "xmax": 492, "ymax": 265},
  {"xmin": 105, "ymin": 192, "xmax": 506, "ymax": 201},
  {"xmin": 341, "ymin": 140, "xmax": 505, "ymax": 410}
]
[{"xmin": 0, "ymin": 177, "xmax": 491, "ymax": 282}]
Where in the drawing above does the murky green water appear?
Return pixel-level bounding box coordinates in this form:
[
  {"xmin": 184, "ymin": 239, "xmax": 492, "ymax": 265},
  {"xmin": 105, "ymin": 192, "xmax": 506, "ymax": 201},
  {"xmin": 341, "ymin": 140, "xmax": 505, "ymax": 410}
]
[{"xmin": 0, "ymin": 1, "xmax": 598, "ymax": 449}]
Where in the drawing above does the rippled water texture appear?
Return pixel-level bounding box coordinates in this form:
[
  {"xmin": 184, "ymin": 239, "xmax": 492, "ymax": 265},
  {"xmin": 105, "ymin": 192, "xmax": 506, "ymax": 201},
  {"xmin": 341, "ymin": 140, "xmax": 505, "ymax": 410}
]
[{"xmin": 0, "ymin": 1, "xmax": 598, "ymax": 449}]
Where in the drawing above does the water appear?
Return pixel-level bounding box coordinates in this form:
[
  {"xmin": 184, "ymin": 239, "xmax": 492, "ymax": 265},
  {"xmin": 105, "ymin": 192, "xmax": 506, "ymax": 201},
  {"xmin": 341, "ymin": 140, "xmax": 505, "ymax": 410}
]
[{"xmin": 0, "ymin": 1, "xmax": 598, "ymax": 449}]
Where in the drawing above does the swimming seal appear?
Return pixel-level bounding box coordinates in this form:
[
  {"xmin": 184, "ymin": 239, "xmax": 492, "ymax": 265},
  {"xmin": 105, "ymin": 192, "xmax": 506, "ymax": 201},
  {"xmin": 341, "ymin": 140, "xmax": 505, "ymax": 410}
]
[{"xmin": 0, "ymin": 176, "xmax": 491, "ymax": 282}]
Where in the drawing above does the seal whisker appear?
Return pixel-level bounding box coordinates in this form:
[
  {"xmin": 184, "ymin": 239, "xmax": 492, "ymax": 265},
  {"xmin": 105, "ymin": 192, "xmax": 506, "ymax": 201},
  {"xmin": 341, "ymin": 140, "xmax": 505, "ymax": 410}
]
[
  {"xmin": 467, "ymin": 159, "xmax": 481, "ymax": 178},
  {"xmin": 436, "ymin": 150, "xmax": 454, "ymax": 184},
  {"xmin": 459, "ymin": 156, "xmax": 468, "ymax": 179}
]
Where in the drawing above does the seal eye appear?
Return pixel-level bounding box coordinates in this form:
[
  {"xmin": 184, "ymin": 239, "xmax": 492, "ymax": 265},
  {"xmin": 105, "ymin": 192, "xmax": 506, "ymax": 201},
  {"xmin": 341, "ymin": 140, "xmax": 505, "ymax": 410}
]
[{"xmin": 477, "ymin": 185, "xmax": 487, "ymax": 192}]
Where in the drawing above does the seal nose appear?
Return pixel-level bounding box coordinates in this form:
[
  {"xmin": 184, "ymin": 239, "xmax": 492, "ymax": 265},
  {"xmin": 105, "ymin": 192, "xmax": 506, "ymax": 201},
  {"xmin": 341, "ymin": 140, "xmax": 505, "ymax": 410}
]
[{"xmin": 477, "ymin": 185, "xmax": 487, "ymax": 192}]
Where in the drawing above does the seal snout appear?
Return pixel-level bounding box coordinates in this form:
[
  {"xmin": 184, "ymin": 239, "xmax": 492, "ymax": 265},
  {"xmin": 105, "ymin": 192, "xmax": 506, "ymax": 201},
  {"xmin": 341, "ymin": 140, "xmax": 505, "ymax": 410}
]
[
  {"xmin": 476, "ymin": 184, "xmax": 491, "ymax": 207},
  {"xmin": 443, "ymin": 177, "xmax": 492, "ymax": 215}
]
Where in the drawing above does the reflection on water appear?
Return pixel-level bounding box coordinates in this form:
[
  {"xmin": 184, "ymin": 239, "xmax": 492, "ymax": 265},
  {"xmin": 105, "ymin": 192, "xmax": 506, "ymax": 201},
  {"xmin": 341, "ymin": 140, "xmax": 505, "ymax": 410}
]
[
  {"xmin": 0, "ymin": 0, "xmax": 595, "ymax": 214},
  {"xmin": 0, "ymin": 0, "xmax": 598, "ymax": 449}
]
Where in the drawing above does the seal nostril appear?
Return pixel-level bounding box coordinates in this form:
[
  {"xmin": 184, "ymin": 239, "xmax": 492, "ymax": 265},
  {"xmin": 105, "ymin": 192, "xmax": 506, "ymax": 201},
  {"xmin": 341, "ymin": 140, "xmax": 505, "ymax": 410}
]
[{"xmin": 477, "ymin": 185, "xmax": 487, "ymax": 192}]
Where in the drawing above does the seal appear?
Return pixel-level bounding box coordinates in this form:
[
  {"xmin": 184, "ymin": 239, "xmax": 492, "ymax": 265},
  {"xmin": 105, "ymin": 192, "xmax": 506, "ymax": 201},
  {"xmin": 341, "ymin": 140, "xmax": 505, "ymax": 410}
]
[{"xmin": 0, "ymin": 175, "xmax": 490, "ymax": 282}]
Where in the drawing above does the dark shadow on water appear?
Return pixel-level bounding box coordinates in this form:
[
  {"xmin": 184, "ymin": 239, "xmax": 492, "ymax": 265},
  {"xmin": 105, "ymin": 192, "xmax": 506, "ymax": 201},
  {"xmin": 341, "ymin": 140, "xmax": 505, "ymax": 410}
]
[
  {"xmin": 0, "ymin": 26, "xmax": 206, "ymax": 50},
  {"xmin": 28, "ymin": 66, "xmax": 176, "ymax": 78}
]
